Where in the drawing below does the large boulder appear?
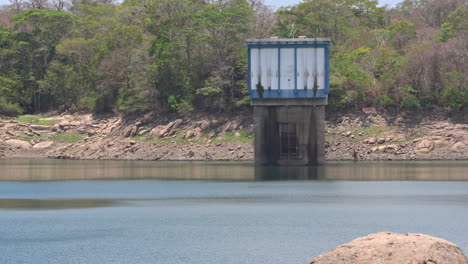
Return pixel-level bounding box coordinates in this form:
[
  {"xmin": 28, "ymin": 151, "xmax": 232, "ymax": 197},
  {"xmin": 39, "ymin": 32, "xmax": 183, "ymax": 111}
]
[
  {"xmin": 5, "ymin": 139, "xmax": 32, "ymax": 150},
  {"xmin": 452, "ymin": 142, "xmax": 466, "ymax": 152},
  {"xmin": 123, "ymin": 125, "xmax": 139, "ymax": 137},
  {"xmin": 309, "ymin": 232, "xmax": 468, "ymax": 264},
  {"xmin": 366, "ymin": 137, "xmax": 377, "ymax": 144},
  {"xmin": 415, "ymin": 139, "xmax": 434, "ymax": 153},
  {"xmin": 183, "ymin": 128, "xmax": 203, "ymax": 140},
  {"xmin": 32, "ymin": 141, "xmax": 54, "ymax": 150},
  {"xmin": 158, "ymin": 119, "xmax": 183, "ymax": 138}
]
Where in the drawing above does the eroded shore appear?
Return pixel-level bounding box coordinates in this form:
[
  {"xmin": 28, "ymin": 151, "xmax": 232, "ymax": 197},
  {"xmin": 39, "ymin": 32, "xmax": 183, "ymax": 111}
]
[{"xmin": 1, "ymin": 109, "xmax": 467, "ymax": 161}]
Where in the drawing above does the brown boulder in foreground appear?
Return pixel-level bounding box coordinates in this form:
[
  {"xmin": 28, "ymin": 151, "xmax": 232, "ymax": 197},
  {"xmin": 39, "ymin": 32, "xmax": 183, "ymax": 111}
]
[{"xmin": 309, "ymin": 232, "xmax": 468, "ymax": 264}]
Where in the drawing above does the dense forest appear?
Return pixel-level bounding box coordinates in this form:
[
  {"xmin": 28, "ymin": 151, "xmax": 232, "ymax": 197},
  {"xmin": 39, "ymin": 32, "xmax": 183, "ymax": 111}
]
[{"xmin": 0, "ymin": 0, "xmax": 466, "ymax": 116}]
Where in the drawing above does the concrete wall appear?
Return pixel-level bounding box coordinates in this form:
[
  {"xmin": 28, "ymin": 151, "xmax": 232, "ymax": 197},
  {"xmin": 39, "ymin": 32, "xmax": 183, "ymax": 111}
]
[{"xmin": 253, "ymin": 105, "xmax": 325, "ymax": 166}]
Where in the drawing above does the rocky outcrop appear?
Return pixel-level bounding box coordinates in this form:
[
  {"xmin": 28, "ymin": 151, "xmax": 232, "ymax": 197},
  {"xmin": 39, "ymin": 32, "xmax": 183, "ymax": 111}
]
[
  {"xmin": 32, "ymin": 141, "xmax": 54, "ymax": 150},
  {"xmin": 5, "ymin": 139, "xmax": 31, "ymax": 150},
  {"xmin": 0, "ymin": 139, "xmax": 5, "ymax": 157},
  {"xmin": 415, "ymin": 139, "xmax": 435, "ymax": 153},
  {"xmin": 47, "ymin": 137, "xmax": 253, "ymax": 161},
  {"xmin": 1, "ymin": 109, "xmax": 467, "ymax": 161},
  {"xmin": 452, "ymin": 142, "xmax": 466, "ymax": 152},
  {"xmin": 309, "ymin": 232, "xmax": 468, "ymax": 264}
]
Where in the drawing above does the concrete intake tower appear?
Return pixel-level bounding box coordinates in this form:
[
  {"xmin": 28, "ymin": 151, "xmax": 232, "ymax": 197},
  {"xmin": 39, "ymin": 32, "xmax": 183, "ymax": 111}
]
[{"xmin": 245, "ymin": 38, "xmax": 333, "ymax": 166}]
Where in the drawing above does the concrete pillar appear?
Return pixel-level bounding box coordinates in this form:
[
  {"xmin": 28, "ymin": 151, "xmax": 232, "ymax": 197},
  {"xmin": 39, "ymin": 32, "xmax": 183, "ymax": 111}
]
[{"xmin": 253, "ymin": 104, "xmax": 325, "ymax": 166}]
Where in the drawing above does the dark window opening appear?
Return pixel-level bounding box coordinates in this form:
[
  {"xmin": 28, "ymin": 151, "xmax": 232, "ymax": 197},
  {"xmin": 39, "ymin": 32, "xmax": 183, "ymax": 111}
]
[{"xmin": 279, "ymin": 122, "xmax": 298, "ymax": 155}]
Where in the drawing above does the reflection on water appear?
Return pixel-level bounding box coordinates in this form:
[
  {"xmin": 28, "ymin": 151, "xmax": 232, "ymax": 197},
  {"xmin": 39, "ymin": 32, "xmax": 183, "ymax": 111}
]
[
  {"xmin": 0, "ymin": 198, "xmax": 118, "ymax": 210},
  {"xmin": 1, "ymin": 161, "xmax": 468, "ymax": 264},
  {"xmin": 255, "ymin": 162, "xmax": 468, "ymax": 181},
  {"xmin": 0, "ymin": 159, "xmax": 467, "ymax": 181}
]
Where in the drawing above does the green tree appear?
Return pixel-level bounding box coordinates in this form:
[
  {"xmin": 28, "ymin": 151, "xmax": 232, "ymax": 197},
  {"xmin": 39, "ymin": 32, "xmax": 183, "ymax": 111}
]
[
  {"xmin": 196, "ymin": 0, "xmax": 253, "ymax": 110},
  {"xmin": 0, "ymin": 76, "xmax": 23, "ymax": 115},
  {"xmin": 11, "ymin": 9, "xmax": 74, "ymax": 111},
  {"xmin": 437, "ymin": 4, "xmax": 468, "ymax": 41}
]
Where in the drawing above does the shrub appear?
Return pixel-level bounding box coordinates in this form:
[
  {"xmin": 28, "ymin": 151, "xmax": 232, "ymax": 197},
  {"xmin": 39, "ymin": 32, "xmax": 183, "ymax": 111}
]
[
  {"xmin": 400, "ymin": 94, "xmax": 421, "ymax": 110},
  {"xmin": 167, "ymin": 95, "xmax": 179, "ymax": 111},
  {"xmin": 0, "ymin": 98, "xmax": 23, "ymax": 116}
]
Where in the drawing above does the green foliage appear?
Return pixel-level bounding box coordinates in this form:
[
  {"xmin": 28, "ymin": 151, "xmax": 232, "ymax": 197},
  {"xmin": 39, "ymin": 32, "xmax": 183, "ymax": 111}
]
[
  {"xmin": 116, "ymin": 86, "xmax": 145, "ymax": 114},
  {"xmin": 0, "ymin": 0, "xmax": 465, "ymax": 116},
  {"xmin": 387, "ymin": 20, "xmax": 416, "ymax": 49},
  {"xmin": 235, "ymin": 96, "xmax": 250, "ymax": 107},
  {"xmin": 0, "ymin": 98, "xmax": 23, "ymax": 116},
  {"xmin": 437, "ymin": 5, "xmax": 467, "ymax": 41},
  {"xmin": 167, "ymin": 95, "xmax": 179, "ymax": 111},
  {"xmin": 442, "ymin": 72, "xmax": 467, "ymax": 108},
  {"xmin": 196, "ymin": 79, "xmax": 223, "ymax": 96},
  {"xmin": 76, "ymin": 96, "xmax": 97, "ymax": 112},
  {"xmin": 399, "ymin": 86, "xmax": 421, "ymax": 110},
  {"xmin": 275, "ymin": 0, "xmax": 385, "ymax": 41},
  {"xmin": 380, "ymin": 94, "xmax": 396, "ymax": 107},
  {"xmin": 329, "ymin": 48, "xmax": 373, "ymax": 109},
  {"xmin": 0, "ymin": 76, "xmax": 23, "ymax": 116}
]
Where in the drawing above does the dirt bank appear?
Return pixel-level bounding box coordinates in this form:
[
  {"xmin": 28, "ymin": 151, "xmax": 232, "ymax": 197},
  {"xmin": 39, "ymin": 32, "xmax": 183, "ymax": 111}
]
[{"xmin": 0, "ymin": 108, "xmax": 467, "ymax": 161}]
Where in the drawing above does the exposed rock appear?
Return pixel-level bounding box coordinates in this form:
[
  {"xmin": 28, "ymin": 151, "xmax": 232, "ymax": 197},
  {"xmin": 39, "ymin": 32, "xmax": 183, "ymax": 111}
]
[
  {"xmin": 2, "ymin": 112, "xmax": 467, "ymax": 161},
  {"xmin": 29, "ymin": 124, "xmax": 53, "ymax": 131},
  {"xmin": 454, "ymin": 124, "xmax": 467, "ymax": 130},
  {"xmin": 452, "ymin": 142, "xmax": 466, "ymax": 152},
  {"xmin": 69, "ymin": 121, "xmax": 81, "ymax": 126},
  {"xmin": 371, "ymin": 144, "xmax": 398, "ymax": 153},
  {"xmin": 377, "ymin": 137, "xmax": 386, "ymax": 144},
  {"xmin": 32, "ymin": 141, "xmax": 54, "ymax": 150},
  {"xmin": 194, "ymin": 130, "xmax": 203, "ymax": 140},
  {"xmin": 58, "ymin": 121, "xmax": 70, "ymax": 129},
  {"xmin": 6, "ymin": 139, "xmax": 31, "ymax": 150},
  {"xmin": 415, "ymin": 139, "xmax": 434, "ymax": 153},
  {"xmin": 148, "ymin": 127, "xmax": 161, "ymax": 138},
  {"xmin": 198, "ymin": 120, "xmax": 211, "ymax": 130},
  {"xmin": 222, "ymin": 120, "xmax": 240, "ymax": 132},
  {"xmin": 207, "ymin": 132, "xmax": 216, "ymax": 139},
  {"xmin": 158, "ymin": 119, "xmax": 183, "ymax": 138},
  {"xmin": 309, "ymin": 232, "xmax": 468, "ymax": 264},
  {"xmin": 184, "ymin": 129, "xmax": 200, "ymax": 139},
  {"xmin": 137, "ymin": 128, "xmax": 150, "ymax": 136},
  {"xmin": 123, "ymin": 125, "xmax": 138, "ymax": 137},
  {"xmin": 342, "ymin": 131, "xmax": 352, "ymax": 137},
  {"xmin": 372, "ymin": 146, "xmax": 385, "ymax": 153}
]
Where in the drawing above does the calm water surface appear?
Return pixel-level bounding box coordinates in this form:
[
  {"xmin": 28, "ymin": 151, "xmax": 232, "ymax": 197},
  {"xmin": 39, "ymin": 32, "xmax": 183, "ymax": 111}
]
[{"xmin": 0, "ymin": 160, "xmax": 467, "ymax": 264}]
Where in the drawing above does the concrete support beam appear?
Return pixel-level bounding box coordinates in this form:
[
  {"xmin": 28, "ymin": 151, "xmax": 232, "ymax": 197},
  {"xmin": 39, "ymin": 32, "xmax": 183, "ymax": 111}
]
[
  {"xmin": 253, "ymin": 105, "xmax": 325, "ymax": 166},
  {"xmin": 251, "ymin": 98, "xmax": 327, "ymax": 106}
]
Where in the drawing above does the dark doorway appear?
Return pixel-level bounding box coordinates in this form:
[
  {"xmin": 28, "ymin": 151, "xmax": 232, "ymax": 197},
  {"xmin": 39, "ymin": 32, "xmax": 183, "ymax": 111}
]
[{"xmin": 279, "ymin": 122, "xmax": 299, "ymax": 156}]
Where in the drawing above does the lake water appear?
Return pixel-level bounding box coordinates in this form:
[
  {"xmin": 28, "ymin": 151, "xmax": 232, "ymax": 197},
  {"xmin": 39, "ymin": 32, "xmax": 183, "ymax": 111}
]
[{"xmin": 0, "ymin": 159, "xmax": 467, "ymax": 264}]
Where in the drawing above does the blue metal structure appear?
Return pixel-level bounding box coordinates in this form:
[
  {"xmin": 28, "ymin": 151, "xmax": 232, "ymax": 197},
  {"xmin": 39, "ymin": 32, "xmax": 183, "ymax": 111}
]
[{"xmin": 245, "ymin": 38, "xmax": 333, "ymax": 100}]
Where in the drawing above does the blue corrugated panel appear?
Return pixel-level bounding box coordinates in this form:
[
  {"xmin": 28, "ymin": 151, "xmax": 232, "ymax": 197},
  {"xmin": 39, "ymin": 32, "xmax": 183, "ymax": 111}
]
[{"xmin": 246, "ymin": 39, "xmax": 332, "ymax": 99}]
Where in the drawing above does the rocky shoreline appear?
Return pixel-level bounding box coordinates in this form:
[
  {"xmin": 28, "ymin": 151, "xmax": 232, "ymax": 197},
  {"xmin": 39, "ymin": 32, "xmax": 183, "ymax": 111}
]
[{"xmin": 0, "ymin": 109, "xmax": 467, "ymax": 161}]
